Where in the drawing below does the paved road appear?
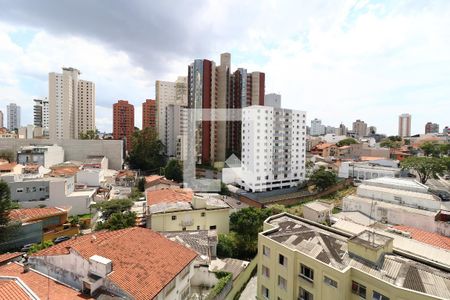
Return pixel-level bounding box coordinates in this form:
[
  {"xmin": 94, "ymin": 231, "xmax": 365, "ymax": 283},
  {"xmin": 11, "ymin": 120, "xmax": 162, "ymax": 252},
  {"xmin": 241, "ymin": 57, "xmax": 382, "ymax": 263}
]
[{"xmin": 239, "ymin": 275, "xmax": 257, "ymax": 300}]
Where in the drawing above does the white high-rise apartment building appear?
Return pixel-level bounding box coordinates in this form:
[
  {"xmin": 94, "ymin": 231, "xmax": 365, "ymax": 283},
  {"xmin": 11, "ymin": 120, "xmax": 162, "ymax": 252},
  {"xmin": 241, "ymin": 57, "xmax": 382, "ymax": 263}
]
[
  {"xmin": 240, "ymin": 105, "xmax": 306, "ymax": 192},
  {"xmin": 310, "ymin": 118, "xmax": 325, "ymax": 136},
  {"xmin": 155, "ymin": 76, "xmax": 188, "ymax": 156},
  {"xmin": 6, "ymin": 103, "xmax": 21, "ymax": 131},
  {"xmin": 0, "ymin": 110, "xmax": 3, "ymax": 128},
  {"xmin": 48, "ymin": 67, "xmax": 95, "ymax": 140}
]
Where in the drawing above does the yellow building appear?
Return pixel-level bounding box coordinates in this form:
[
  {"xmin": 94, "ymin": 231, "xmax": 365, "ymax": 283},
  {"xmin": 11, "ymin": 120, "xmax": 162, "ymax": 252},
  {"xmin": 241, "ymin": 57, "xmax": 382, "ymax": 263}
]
[
  {"xmin": 257, "ymin": 213, "xmax": 450, "ymax": 300},
  {"xmin": 146, "ymin": 189, "xmax": 230, "ymax": 234}
]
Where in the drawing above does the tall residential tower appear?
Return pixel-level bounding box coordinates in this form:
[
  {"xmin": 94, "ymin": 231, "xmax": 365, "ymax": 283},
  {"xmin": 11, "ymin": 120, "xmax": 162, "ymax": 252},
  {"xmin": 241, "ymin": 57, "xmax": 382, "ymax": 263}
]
[
  {"xmin": 398, "ymin": 113, "xmax": 411, "ymax": 137},
  {"xmin": 6, "ymin": 103, "xmax": 20, "ymax": 131},
  {"xmin": 113, "ymin": 100, "xmax": 134, "ymax": 151}
]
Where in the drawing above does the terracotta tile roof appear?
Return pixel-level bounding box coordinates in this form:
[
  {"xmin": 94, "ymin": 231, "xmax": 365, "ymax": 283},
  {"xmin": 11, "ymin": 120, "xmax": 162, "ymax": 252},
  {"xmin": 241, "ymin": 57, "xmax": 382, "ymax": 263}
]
[
  {"xmin": 145, "ymin": 175, "xmax": 163, "ymax": 184},
  {"xmin": 0, "ymin": 253, "xmax": 22, "ymax": 264},
  {"xmin": 31, "ymin": 227, "xmax": 197, "ymax": 300},
  {"xmin": 146, "ymin": 188, "xmax": 193, "ymax": 206},
  {"xmin": 0, "ymin": 162, "xmax": 17, "ymax": 172},
  {"xmin": 0, "ymin": 280, "xmax": 29, "ymax": 300},
  {"xmin": 360, "ymin": 156, "xmax": 386, "ymax": 161},
  {"xmin": 313, "ymin": 143, "xmax": 333, "ymax": 150},
  {"xmin": 49, "ymin": 166, "xmax": 80, "ymax": 177},
  {"xmin": 9, "ymin": 207, "xmax": 67, "ymax": 223},
  {"xmin": 116, "ymin": 170, "xmax": 136, "ymax": 178},
  {"xmin": 393, "ymin": 225, "xmax": 450, "ymax": 250},
  {"xmin": 145, "ymin": 175, "xmax": 179, "ymax": 187},
  {"xmin": 0, "ymin": 263, "xmax": 92, "ymax": 299}
]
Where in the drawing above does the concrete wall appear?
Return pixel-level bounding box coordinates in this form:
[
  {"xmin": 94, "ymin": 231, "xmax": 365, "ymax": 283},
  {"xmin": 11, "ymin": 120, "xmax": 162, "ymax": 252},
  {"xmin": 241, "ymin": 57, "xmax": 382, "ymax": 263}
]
[{"xmin": 0, "ymin": 139, "xmax": 123, "ymax": 170}]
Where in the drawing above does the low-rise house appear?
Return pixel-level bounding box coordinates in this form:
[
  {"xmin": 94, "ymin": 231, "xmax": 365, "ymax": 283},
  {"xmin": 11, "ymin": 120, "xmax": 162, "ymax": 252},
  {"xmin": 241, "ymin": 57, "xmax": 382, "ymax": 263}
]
[
  {"xmin": 343, "ymin": 177, "xmax": 450, "ymax": 236},
  {"xmin": 310, "ymin": 143, "xmax": 337, "ymax": 158},
  {"xmin": 16, "ymin": 145, "xmax": 64, "ymax": 168},
  {"xmin": 2, "ymin": 174, "xmax": 96, "ymax": 216},
  {"xmin": 0, "ymin": 262, "xmax": 94, "ymax": 299},
  {"xmin": 115, "ymin": 169, "xmax": 137, "ymax": 187},
  {"xmin": 81, "ymin": 155, "xmax": 108, "ymax": 170},
  {"xmin": 28, "ymin": 227, "xmax": 197, "ymax": 299},
  {"xmin": 77, "ymin": 168, "xmax": 105, "ymax": 187},
  {"xmin": 146, "ymin": 189, "xmax": 231, "ymax": 234},
  {"xmin": 258, "ymin": 213, "xmax": 450, "ymax": 300},
  {"xmin": 302, "ymin": 201, "xmax": 333, "ymax": 223},
  {"xmin": 109, "ymin": 186, "xmax": 132, "ymax": 200},
  {"xmin": 145, "ymin": 175, "xmax": 180, "ymax": 191},
  {"xmin": 338, "ymin": 160, "xmax": 401, "ymax": 180}
]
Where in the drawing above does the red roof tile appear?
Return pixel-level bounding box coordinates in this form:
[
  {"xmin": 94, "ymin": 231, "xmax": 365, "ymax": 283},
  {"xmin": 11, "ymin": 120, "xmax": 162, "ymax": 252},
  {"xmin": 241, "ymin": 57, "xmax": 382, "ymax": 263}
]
[
  {"xmin": 0, "ymin": 280, "xmax": 29, "ymax": 300},
  {"xmin": 146, "ymin": 188, "xmax": 193, "ymax": 206},
  {"xmin": 393, "ymin": 225, "xmax": 450, "ymax": 250},
  {"xmin": 31, "ymin": 227, "xmax": 197, "ymax": 300},
  {"xmin": 0, "ymin": 263, "xmax": 92, "ymax": 299},
  {"xmin": 0, "ymin": 162, "xmax": 17, "ymax": 172},
  {"xmin": 145, "ymin": 175, "xmax": 163, "ymax": 184},
  {"xmin": 0, "ymin": 253, "xmax": 22, "ymax": 264},
  {"xmin": 9, "ymin": 207, "xmax": 67, "ymax": 223}
]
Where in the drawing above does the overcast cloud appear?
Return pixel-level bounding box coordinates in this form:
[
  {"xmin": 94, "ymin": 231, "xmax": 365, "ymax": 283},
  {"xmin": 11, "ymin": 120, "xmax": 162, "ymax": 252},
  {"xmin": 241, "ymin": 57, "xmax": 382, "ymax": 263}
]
[{"xmin": 0, "ymin": 0, "xmax": 449, "ymax": 133}]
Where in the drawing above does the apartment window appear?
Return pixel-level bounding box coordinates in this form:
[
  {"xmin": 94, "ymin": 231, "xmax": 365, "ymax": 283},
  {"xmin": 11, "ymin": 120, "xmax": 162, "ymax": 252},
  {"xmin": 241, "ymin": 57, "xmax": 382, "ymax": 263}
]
[
  {"xmin": 279, "ymin": 254, "xmax": 287, "ymax": 267},
  {"xmin": 351, "ymin": 281, "xmax": 366, "ymax": 299},
  {"xmin": 299, "ymin": 287, "xmax": 313, "ymax": 300},
  {"xmin": 372, "ymin": 291, "xmax": 389, "ymax": 300},
  {"xmin": 171, "ymin": 215, "xmax": 177, "ymax": 221},
  {"xmin": 262, "ymin": 265, "xmax": 270, "ymax": 278},
  {"xmin": 16, "ymin": 188, "xmax": 23, "ymax": 193},
  {"xmin": 262, "ymin": 245, "xmax": 270, "ymax": 257},
  {"xmin": 180, "ymin": 266, "xmax": 190, "ymax": 279},
  {"xmin": 324, "ymin": 276, "xmax": 337, "ymax": 288},
  {"xmin": 261, "ymin": 286, "xmax": 269, "ymax": 299},
  {"xmin": 209, "ymin": 225, "xmax": 216, "ymax": 230},
  {"xmin": 300, "ymin": 264, "xmax": 314, "ymax": 281},
  {"xmin": 201, "ymin": 212, "xmax": 205, "ymax": 217},
  {"xmin": 278, "ymin": 275, "xmax": 287, "ymax": 290}
]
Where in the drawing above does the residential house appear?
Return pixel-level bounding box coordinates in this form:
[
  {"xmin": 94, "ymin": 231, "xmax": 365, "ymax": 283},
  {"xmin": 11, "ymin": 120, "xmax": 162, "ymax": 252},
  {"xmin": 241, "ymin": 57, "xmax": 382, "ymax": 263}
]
[
  {"xmin": 16, "ymin": 145, "xmax": 64, "ymax": 168},
  {"xmin": 146, "ymin": 189, "xmax": 230, "ymax": 234},
  {"xmin": 28, "ymin": 227, "xmax": 197, "ymax": 299},
  {"xmin": 302, "ymin": 201, "xmax": 333, "ymax": 223},
  {"xmin": 145, "ymin": 175, "xmax": 180, "ymax": 191}
]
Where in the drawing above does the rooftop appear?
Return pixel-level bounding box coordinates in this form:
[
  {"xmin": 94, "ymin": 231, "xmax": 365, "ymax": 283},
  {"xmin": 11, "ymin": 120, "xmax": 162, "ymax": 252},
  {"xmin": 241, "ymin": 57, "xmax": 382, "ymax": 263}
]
[
  {"xmin": 162, "ymin": 230, "xmax": 216, "ymax": 263},
  {"xmin": 303, "ymin": 201, "xmax": 332, "ymax": 212},
  {"xmin": 9, "ymin": 207, "xmax": 67, "ymax": 223},
  {"xmin": 363, "ymin": 177, "xmax": 429, "ymax": 193},
  {"xmin": 146, "ymin": 188, "xmax": 193, "ymax": 206},
  {"xmin": 392, "ymin": 225, "xmax": 450, "ymax": 251},
  {"xmin": 0, "ymin": 253, "xmax": 22, "ymax": 265},
  {"xmin": 0, "ymin": 262, "xmax": 92, "ymax": 299},
  {"xmin": 31, "ymin": 227, "xmax": 197, "ymax": 300},
  {"xmin": 264, "ymin": 214, "xmax": 450, "ymax": 299}
]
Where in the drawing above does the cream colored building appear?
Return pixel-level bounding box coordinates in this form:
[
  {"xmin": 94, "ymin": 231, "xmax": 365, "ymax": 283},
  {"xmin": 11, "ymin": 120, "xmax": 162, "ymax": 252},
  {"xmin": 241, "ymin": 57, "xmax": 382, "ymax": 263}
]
[
  {"xmin": 155, "ymin": 76, "xmax": 188, "ymax": 156},
  {"xmin": 49, "ymin": 67, "xmax": 95, "ymax": 140},
  {"xmin": 257, "ymin": 213, "xmax": 450, "ymax": 300},
  {"xmin": 146, "ymin": 191, "xmax": 230, "ymax": 234}
]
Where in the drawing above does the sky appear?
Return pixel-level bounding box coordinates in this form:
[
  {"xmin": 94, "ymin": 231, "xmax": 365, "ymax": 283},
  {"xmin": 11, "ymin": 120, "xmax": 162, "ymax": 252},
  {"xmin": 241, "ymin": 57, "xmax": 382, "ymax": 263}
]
[{"xmin": 0, "ymin": 0, "xmax": 449, "ymax": 135}]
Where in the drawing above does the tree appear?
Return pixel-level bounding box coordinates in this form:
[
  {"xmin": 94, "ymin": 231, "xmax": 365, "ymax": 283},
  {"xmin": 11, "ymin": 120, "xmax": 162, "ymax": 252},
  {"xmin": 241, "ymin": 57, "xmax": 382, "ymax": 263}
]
[
  {"xmin": 137, "ymin": 177, "xmax": 146, "ymax": 192},
  {"xmin": 420, "ymin": 142, "xmax": 440, "ymax": 157},
  {"xmin": 309, "ymin": 167, "xmax": 338, "ymax": 191},
  {"xmin": 401, "ymin": 157, "xmax": 446, "ymax": 184},
  {"xmin": 0, "ymin": 181, "xmax": 12, "ymax": 227},
  {"xmin": 217, "ymin": 233, "xmax": 237, "ymax": 258},
  {"xmin": 128, "ymin": 127, "xmax": 167, "ymax": 172},
  {"xmin": 388, "ymin": 135, "xmax": 402, "ymax": 142},
  {"xmin": 220, "ymin": 182, "xmax": 230, "ymax": 196},
  {"xmin": 93, "ymin": 199, "xmax": 134, "ymax": 219},
  {"xmin": 0, "ymin": 150, "xmax": 14, "ymax": 163},
  {"xmin": 164, "ymin": 160, "xmax": 183, "ymax": 182},
  {"xmin": 79, "ymin": 129, "xmax": 99, "ymax": 140},
  {"xmin": 104, "ymin": 211, "xmax": 136, "ymax": 230},
  {"xmin": 380, "ymin": 139, "xmax": 401, "ymax": 149},
  {"xmin": 29, "ymin": 241, "xmax": 54, "ymax": 254},
  {"xmin": 336, "ymin": 138, "xmax": 358, "ymax": 147}
]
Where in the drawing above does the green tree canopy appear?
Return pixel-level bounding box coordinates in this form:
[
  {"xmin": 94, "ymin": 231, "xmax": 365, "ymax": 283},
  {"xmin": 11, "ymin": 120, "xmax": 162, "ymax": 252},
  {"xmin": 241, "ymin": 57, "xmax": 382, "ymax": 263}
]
[
  {"xmin": 217, "ymin": 233, "xmax": 237, "ymax": 258},
  {"xmin": 0, "ymin": 181, "xmax": 12, "ymax": 227},
  {"xmin": 93, "ymin": 199, "xmax": 134, "ymax": 219},
  {"xmin": 127, "ymin": 127, "xmax": 167, "ymax": 172},
  {"xmin": 79, "ymin": 129, "xmax": 100, "ymax": 140},
  {"xmin": 380, "ymin": 139, "xmax": 401, "ymax": 149},
  {"xmin": 164, "ymin": 160, "xmax": 183, "ymax": 182},
  {"xmin": 420, "ymin": 142, "xmax": 449, "ymax": 157},
  {"xmin": 102, "ymin": 211, "xmax": 136, "ymax": 231},
  {"xmin": 388, "ymin": 135, "xmax": 402, "ymax": 142},
  {"xmin": 401, "ymin": 156, "xmax": 446, "ymax": 184},
  {"xmin": 309, "ymin": 167, "xmax": 338, "ymax": 191},
  {"xmin": 336, "ymin": 138, "xmax": 358, "ymax": 147}
]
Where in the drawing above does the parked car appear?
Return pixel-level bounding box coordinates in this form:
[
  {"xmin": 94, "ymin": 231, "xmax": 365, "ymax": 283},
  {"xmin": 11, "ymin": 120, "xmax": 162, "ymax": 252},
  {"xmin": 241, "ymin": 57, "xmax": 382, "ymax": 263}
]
[
  {"xmin": 444, "ymin": 174, "xmax": 450, "ymax": 180},
  {"xmin": 53, "ymin": 236, "xmax": 71, "ymax": 244},
  {"xmin": 20, "ymin": 243, "xmax": 34, "ymax": 252}
]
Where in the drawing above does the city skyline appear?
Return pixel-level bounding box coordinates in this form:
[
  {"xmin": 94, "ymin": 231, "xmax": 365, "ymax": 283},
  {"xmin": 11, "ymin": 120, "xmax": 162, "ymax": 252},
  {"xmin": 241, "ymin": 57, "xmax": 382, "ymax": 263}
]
[{"xmin": 0, "ymin": 1, "xmax": 449, "ymax": 135}]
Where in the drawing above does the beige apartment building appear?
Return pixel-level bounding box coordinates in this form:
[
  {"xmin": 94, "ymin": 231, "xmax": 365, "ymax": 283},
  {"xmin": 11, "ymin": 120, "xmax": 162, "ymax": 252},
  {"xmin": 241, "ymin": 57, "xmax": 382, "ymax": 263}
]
[
  {"xmin": 49, "ymin": 67, "xmax": 95, "ymax": 139},
  {"xmin": 155, "ymin": 76, "xmax": 188, "ymax": 156},
  {"xmin": 257, "ymin": 213, "xmax": 450, "ymax": 300}
]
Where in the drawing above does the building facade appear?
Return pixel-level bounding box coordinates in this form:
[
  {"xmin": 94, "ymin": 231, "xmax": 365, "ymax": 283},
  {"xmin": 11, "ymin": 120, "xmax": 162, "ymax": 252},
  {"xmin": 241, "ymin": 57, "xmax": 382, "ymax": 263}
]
[
  {"xmin": 310, "ymin": 118, "xmax": 325, "ymax": 136},
  {"xmin": 156, "ymin": 77, "xmax": 188, "ymax": 155},
  {"xmin": 398, "ymin": 113, "xmax": 411, "ymax": 137},
  {"xmin": 48, "ymin": 67, "xmax": 95, "ymax": 140},
  {"xmin": 352, "ymin": 119, "xmax": 368, "ymax": 138},
  {"xmin": 240, "ymin": 106, "xmax": 306, "ymax": 192},
  {"xmin": 257, "ymin": 213, "xmax": 450, "ymax": 300},
  {"xmin": 0, "ymin": 110, "xmax": 3, "ymax": 128},
  {"xmin": 6, "ymin": 103, "xmax": 20, "ymax": 131},
  {"xmin": 425, "ymin": 122, "xmax": 439, "ymax": 134},
  {"xmin": 33, "ymin": 98, "xmax": 49, "ymax": 136},
  {"xmin": 113, "ymin": 100, "xmax": 134, "ymax": 151},
  {"xmin": 142, "ymin": 99, "xmax": 157, "ymax": 130}
]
